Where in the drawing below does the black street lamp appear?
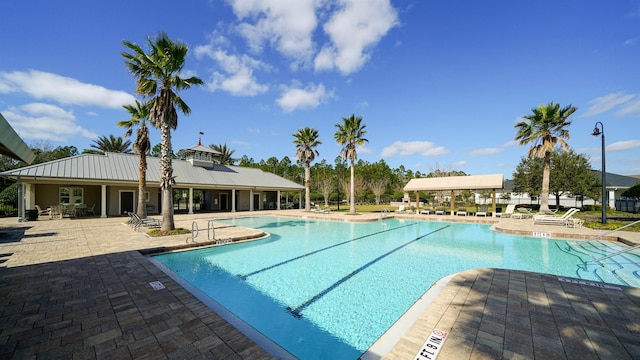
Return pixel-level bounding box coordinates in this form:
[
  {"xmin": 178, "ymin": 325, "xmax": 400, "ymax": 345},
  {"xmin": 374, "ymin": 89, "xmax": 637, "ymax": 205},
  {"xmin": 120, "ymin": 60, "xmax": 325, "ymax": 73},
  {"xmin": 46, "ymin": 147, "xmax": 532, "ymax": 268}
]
[{"xmin": 592, "ymin": 121, "xmax": 606, "ymax": 224}]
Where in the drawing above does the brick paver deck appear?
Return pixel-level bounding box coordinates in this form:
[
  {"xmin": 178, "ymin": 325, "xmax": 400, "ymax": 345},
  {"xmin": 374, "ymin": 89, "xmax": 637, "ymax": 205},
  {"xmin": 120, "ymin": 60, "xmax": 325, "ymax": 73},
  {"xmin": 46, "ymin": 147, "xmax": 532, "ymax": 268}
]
[{"xmin": 1, "ymin": 211, "xmax": 639, "ymax": 359}]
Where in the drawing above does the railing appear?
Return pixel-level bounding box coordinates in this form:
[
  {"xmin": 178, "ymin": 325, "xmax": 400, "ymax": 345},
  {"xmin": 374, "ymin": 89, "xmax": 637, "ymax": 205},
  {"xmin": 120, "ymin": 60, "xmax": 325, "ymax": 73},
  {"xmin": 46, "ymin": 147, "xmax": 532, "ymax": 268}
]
[
  {"xmin": 380, "ymin": 208, "xmax": 390, "ymax": 218},
  {"xmin": 589, "ymin": 219, "xmax": 640, "ymax": 262}
]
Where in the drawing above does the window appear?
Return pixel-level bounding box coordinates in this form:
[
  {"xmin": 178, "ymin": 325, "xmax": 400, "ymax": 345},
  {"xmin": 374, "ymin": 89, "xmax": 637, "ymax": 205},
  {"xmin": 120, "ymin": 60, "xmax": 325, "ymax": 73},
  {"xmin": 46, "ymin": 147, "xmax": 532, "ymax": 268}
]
[{"xmin": 59, "ymin": 187, "xmax": 84, "ymax": 205}]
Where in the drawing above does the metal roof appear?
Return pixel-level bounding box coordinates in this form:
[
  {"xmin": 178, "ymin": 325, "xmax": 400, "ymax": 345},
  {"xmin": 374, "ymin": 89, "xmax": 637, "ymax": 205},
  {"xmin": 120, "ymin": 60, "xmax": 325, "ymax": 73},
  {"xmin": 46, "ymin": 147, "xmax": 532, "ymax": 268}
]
[
  {"xmin": 0, "ymin": 152, "xmax": 304, "ymax": 191},
  {"xmin": 404, "ymin": 174, "xmax": 504, "ymax": 191},
  {"xmin": 0, "ymin": 113, "xmax": 36, "ymax": 164}
]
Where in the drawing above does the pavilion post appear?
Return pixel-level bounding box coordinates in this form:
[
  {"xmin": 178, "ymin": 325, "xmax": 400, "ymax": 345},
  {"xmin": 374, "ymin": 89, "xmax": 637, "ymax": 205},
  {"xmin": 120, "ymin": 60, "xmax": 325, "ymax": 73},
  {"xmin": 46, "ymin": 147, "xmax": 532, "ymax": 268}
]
[{"xmin": 450, "ymin": 190, "xmax": 455, "ymax": 216}]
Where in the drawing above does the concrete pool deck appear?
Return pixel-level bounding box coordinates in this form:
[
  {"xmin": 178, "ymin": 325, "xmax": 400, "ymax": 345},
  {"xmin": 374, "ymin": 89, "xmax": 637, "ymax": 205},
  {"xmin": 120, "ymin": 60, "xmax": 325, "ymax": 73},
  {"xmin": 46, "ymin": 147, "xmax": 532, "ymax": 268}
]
[{"xmin": 0, "ymin": 210, "xmax": 638, "ymax": 359}]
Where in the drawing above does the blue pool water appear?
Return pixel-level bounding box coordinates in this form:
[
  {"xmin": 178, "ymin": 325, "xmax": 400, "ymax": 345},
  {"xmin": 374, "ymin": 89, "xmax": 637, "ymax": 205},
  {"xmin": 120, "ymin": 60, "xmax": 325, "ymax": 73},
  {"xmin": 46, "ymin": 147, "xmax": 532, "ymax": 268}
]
[{"xmin": 152, "ymin": 216, "xmax": 640, "ymax": 359}]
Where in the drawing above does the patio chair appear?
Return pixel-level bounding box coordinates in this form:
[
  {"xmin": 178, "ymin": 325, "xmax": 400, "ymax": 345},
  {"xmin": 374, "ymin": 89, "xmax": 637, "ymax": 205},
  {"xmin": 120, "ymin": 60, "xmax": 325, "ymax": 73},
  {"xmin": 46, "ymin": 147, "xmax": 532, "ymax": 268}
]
[
  {"xmin": 395, "ymin": 205, "xmax": 407, "ymax": 213},
  {"xmin": 435, "ymin": 206, "xmax": 446, "ymax": 215},
  {"xmin": 456, "ymin": 206, "xmax": 468, "ymax": 216},
  {"xmin": 35, "ymin": 205, "xmax": 50, "ymax": 217},
  {"xmin": 533, "ymin": 208, "xmax": 580, "ymax": 226},
  {"xmin": 513, "ymin": 207, "xmax": 533, "ymax": 219},
  {"xmin": 496, "ymin": 204, "xmax": 516, "ymax": 218},
  {"xmin": 85, "ymin": 203, "xmax": 96, "ymax": 216},
  {"xmin": 476, "ymin": 205, "xmax": 489, "ymax": 217}
]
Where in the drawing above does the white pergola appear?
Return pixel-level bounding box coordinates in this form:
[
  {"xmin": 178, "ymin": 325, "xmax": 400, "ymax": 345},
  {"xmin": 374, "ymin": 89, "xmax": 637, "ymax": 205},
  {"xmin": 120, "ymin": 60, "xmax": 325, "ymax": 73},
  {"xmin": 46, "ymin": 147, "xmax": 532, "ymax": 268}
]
[{"xmin": 403, "ymin": 174, "xmax": 504, "ymax": 216}]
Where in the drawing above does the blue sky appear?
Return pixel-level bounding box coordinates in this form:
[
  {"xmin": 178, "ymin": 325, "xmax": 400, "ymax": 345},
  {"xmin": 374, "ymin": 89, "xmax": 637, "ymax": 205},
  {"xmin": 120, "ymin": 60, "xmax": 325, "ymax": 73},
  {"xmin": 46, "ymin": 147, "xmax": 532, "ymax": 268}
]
[{"xmin": 1, "ymin": 0, "xmax": 639, "ymax": 179}]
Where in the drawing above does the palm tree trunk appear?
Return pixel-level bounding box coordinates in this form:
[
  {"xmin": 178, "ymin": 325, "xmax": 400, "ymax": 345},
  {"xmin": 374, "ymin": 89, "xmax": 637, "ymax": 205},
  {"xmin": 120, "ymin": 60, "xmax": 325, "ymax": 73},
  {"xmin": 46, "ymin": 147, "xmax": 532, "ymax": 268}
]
[
  {"xmin": 137, "ymin": 152, "xmax": 148, "ymax": 219},
  {"xmin": 160, "ymin": 123, "xmax": 175, "ymax": 231},
  {"xmin": 350, "ymin": 160, "xmax": 355, "ymax": 214},
  {"xmin": 540, "ymin": 153, "xmax": 551, "ymax": 213},
  {"xmin": 304, "ymin": 164, "xmax": 311, "ymax": 212}
]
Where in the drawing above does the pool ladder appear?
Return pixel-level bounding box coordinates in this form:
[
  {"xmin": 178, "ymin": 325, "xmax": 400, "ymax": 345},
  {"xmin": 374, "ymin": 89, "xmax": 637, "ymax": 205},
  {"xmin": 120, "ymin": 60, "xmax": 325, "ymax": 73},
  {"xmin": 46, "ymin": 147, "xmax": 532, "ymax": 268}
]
[{"xmin": 381, "ymin": 207, "xmax": 390, "ymax": 218}]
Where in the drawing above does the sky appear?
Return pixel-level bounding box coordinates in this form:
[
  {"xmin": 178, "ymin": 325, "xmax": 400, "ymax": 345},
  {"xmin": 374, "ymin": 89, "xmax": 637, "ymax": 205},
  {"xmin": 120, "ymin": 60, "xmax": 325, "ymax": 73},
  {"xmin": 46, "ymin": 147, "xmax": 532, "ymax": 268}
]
[{"xmin": 1, "ymin": 0, "xmax": 639, "ymax": 179}]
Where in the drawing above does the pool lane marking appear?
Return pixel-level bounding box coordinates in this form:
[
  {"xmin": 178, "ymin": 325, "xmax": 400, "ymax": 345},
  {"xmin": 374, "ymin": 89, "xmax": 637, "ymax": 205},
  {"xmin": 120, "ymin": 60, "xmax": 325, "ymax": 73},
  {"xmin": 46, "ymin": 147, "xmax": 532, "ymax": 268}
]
[
  {"xmin": 287, "ymin": 225, "xmax": 451, "ymax": 318},
  {"xmin": 238, "ymin": 222, "xmax": 418, "ymax": 280}
]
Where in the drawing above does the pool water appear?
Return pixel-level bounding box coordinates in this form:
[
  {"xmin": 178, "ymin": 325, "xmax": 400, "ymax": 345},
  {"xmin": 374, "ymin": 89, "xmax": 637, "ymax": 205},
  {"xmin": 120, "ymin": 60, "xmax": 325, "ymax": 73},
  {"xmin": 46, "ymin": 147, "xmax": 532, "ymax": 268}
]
[{"xmin": 152, "ymin": 217, "xmax": 640, "ymax": 359}]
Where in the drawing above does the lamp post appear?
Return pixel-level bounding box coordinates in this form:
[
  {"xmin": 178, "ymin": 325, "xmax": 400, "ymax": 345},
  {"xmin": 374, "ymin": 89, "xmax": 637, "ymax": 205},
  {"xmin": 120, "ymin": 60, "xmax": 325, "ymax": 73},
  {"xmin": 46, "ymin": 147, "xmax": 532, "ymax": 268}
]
[{"xmin": 592, "ymin": 121, "xmax": 606, "ymax": 224}]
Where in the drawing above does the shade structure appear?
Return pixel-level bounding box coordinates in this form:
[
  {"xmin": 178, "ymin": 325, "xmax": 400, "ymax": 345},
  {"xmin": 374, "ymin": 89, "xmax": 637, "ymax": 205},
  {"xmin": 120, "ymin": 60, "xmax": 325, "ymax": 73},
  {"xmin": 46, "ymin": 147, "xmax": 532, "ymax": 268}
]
[
  {"xmin": 0, "ymin": 113, "xmax": 35, "ymax": 164},
  {"xmin": 404, "ymin": 174, "xmax": 504, "ymax": 192}
]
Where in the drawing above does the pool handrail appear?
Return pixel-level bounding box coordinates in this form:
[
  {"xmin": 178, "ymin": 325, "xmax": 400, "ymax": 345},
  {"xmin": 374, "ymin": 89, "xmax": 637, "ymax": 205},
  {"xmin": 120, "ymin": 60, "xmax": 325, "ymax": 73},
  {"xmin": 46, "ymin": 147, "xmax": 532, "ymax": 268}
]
[{"xmin": 589, "ymin": 219, "xmax": 640, "ymax": 262}]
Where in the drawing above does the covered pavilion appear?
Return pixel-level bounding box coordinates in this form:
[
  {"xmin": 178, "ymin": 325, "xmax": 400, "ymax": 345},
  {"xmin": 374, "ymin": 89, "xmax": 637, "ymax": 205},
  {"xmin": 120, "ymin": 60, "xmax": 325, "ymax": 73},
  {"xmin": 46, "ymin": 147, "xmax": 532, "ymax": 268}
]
[{"xmin": 403, "ymin": 174, "xmax": 504, "ymax": 216}]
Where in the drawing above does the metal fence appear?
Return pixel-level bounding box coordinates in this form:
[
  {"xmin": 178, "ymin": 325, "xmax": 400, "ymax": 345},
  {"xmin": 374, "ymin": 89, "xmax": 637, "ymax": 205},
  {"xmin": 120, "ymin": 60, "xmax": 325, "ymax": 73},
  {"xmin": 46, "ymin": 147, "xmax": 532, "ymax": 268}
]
[{"xmin": 615, "ymin": 199, "xmax": 640, "ymax": 213}]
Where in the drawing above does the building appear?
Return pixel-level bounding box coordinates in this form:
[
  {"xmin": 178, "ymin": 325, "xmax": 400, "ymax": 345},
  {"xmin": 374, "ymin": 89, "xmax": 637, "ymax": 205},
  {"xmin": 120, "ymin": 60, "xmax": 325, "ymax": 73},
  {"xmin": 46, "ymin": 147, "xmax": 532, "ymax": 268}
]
[{"xmin": 0, "ymin": 144, "xmax": 304, "ymax": 218}]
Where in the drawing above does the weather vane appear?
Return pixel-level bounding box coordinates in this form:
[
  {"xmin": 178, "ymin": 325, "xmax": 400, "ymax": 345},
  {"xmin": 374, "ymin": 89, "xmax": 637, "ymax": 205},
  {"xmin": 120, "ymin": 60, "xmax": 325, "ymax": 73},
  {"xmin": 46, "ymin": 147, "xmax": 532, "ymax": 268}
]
[{"xmin": 198, "ymin": 131, "xmax": 204, "ymax": 145}]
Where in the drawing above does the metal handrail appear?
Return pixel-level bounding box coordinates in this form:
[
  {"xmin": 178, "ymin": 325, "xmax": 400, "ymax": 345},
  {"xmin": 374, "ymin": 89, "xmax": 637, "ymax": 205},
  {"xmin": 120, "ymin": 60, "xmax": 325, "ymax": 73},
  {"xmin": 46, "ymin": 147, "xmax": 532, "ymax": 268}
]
[{"xmin": 589, "ymin": 219, "xmax": 640, "ymax": 262}]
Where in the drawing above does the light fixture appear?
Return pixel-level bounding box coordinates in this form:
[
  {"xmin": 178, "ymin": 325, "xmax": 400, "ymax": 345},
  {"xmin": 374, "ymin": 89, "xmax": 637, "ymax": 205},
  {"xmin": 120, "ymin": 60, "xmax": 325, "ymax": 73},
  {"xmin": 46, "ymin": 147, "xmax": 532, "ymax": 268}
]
[{"xmin": 591, "ymin": 121, "xmax": 606, "ymax": 224}]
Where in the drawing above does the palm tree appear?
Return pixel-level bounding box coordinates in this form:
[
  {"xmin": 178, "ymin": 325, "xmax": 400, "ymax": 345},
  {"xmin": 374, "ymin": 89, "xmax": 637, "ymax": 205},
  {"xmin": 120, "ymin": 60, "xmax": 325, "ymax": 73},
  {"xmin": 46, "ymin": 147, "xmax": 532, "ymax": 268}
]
[
  {"xmin": 334, "ymin": 114, "xmax": 368, "ymax": 214},
  {"xmin": 514, "ymin": 102, "xmax": 577, "ymax": 213},
  {"xmin": 83, "ymin": 135, "xmax": 131, "ymax": 154},
  {"xmin": 122, "ymin": 32, "xmax": 204, "ymax": 231},
  {"xmin": 293, "ymin": 127, "xmax": 322, "ymax": 212},
  {"xmin": 210, "ymin": 143, "xmax": 236, "ymax": 165},
  {"xmin": 118, "ymin": 100, "xmax": 151, "ymax": 219}
]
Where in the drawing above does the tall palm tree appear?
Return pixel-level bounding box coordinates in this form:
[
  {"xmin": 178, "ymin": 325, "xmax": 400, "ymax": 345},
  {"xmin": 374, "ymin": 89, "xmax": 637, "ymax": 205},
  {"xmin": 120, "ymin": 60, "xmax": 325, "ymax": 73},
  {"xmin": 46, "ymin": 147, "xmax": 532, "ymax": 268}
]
[
  {"xmin": 293, "ymin": 127, "xmax": 322, "ymax": 212},
  {"xmin": 118, "ymin": 100, "xmax": 151, "ymax": 219},
  {"xmin": 514, "ymin": 101, "xmax": 577, "ymax": 213},
  {"xmin": 83, "ymin": 135, "xmax": 131, "ymax": 154},
  {"xmin": 210, "ymin": 143, "xmax": 236, "ymax": 165},
  {"xmin": 122, "ymin": 32, "xmax": 204, "ymax": 231},
  {"xmin": 334, "ymin": 114, "xmax": 368, "ymax": 214}
]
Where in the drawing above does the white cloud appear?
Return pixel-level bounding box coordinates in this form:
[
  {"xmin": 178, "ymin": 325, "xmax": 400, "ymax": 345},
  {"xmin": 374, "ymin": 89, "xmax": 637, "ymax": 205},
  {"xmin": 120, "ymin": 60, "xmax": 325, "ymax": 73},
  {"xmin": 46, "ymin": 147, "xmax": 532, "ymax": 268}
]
[
  {"xmin": 3, "ymin": 103, "xmax": 98, "ymax": 142},
  {"xmin": 314, "ymin": 0, "xmax": 398, "ymax": 74},
  {"xmin": 582, "ymin": 92, "xmax": 637, "ymax": 117},
  {"xmin": 0, "ymin": 70, "xmax": 134, "ymax": 108},
  {"xmin": 469, "ymin": 147, "xmax": 503, "ymax": 156},
  {"xmin": 276, "ymin": 83, "xmax": 333, "ymax": 112},
  {"xmin": 616, "ymin": 97, "xmax": 640, "ymax": 116},
  {"xmin": 607, "ymin": 140, "xmax": 640, "ymax": 152},
  {"xmin": 228, "ymin": 0, "xmax": 318, "ymax": 66},
  {"xmin": 380, "ymin": 141, "xmax": 448, "ymax": 158},
  {"xmin": 194, "ymin": 44, "xmax": 269, "ymax": 96},
  {"xmin": 469, "ymin": 140, "xmax": 517, "ymax": 156}
]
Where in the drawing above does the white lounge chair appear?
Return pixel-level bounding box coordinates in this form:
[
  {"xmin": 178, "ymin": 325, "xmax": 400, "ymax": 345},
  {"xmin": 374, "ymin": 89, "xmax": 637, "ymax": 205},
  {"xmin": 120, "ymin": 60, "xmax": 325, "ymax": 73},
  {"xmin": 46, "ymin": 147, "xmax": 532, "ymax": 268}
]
[
  {"xmin": 476, "ymin": 205, "xmax": 489, "ymax": 217},
  {"xmin": 395, "ymin": 205, "xmax": 407, "ymax": 213},
  {"xmin": 35, "ymin": 205, "xmax": 50, "ymax": 217},
  {"xmin": 456, "ymin": 206, "xmax": 468, "ymax": 216},
  {"xmin": 513, "ymin": 207, "xmax": 533, "ymax": 219},
  {"xmin": 435, "ymin": 206, "xmax": 446, "ymax": 215},
  {"xmin": 497, "ymin": 204, "xmax": 516, "ymax": 218},
  {"xmin": 533, "ymin": 208, "xmax": 580, "ymax": 226}
]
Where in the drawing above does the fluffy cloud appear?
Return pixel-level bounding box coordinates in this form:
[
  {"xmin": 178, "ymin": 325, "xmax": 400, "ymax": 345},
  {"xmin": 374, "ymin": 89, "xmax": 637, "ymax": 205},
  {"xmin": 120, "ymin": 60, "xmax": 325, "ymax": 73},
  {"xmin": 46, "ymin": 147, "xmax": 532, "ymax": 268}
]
[
  {"xmin": 380, "ymin": 141, "xmax": 448, "ymax": 158},
  {"xmin": 194, "ymin": 44, "xmax": 269, "ymax": 96},
  {"xmin": 314, "ymin": 0, "xmax": 399, "ymax": 74},
  {"xmin": 3, "ymin": 103, "xmax": 98, "ymax": 142},
  {"xmin": 276, "ymin": 83, "xmax": 333, "ymax": 112},
  {"xmin": 228, "ymin": 0, "xmax": 318, "ymax": 65},
  {"xmin": 0, "ymin": 70, "xmax": 134, "ymax": 108}
]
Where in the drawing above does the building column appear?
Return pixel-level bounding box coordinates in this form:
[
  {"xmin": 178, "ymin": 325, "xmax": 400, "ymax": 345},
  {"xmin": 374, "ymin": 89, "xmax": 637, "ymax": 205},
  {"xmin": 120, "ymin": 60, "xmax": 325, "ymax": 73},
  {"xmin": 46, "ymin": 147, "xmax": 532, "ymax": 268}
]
[
  {"xmin": 450, "ymin": 190, "xmax": 455, "ymax": 215},
  {"xmin": 415, "ymin": 191, "xmax": 419, "ymax": 213},
  {"xmin": 188, "ymin": 188, "xmax": 194, "ymax": 214},
  {"xmin": 101, "ymin": 184, "xmax": 107, "ymax": 218},
  {"xmin": 231, "ymin": 189, "xmax": 236, "ymax": 212},
  {"xmin": 491, "ymin": 190, "xmax": 497, "ymax": 217},
  {"xmin": 277, "ymin": 191, "xmax": 281, "ymax": 210},
  {"xmin": 249, "ymin": 188, "xmax": 254, "ymax": 211}
]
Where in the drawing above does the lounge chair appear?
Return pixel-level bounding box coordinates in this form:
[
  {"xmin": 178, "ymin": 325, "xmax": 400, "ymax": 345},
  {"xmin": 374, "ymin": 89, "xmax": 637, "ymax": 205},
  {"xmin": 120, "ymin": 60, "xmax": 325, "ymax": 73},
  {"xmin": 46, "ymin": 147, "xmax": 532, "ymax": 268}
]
[
  {"xmin": 533, "ymin": 208, "xmax": 580, "ymax": 226},
  {"xmin": 496, "ymin": 204, "xmax": 516, "ymax": 218},
  {"xmin": 456, "ymin": 206, "xmax": 468, "ymax": 216},
  {"xmin": 35, "ymin": 205, "xmax": 50, "ymax": 218},
  {"xmin": 128, "ymin": 212, "xmax": 161, "ymax": 231},
  {"xmin": 395, "ymin": 205, "xmax": 407, "ymax": 213},
  {"xmin": 476, "ymin": 205, "xmax": 489, "ymax": 217},
  {"xmin": 435, "ymin": 206, "xmax": 446, "ymax": 215},
  {"xmin": 512, "ymin": 207, "xmax": 533, "ymax": 219}
]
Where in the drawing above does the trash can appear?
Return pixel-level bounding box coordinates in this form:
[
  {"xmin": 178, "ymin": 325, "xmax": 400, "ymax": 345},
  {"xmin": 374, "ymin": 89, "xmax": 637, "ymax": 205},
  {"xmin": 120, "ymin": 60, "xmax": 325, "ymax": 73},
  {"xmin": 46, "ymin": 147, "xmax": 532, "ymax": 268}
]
[{"xmin": 25, "ymin": 209, "xmax": 38, "ymax": 221}]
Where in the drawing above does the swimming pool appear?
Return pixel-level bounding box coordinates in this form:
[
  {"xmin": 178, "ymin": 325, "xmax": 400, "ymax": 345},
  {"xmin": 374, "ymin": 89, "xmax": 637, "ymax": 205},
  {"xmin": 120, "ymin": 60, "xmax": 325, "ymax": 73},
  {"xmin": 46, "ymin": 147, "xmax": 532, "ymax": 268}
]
[{"xmin": 152, "ymin": 216, "xmax": 640, "ymax": 359}]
